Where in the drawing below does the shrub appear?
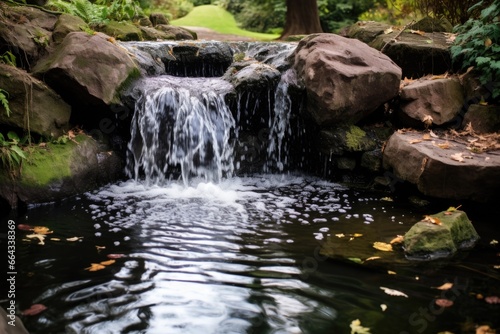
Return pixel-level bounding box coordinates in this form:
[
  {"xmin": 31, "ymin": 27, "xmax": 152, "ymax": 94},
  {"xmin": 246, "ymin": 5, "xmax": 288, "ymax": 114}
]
[{"xmin": 451, "ymin": 0, "xmax": 500, "ymax": 100}]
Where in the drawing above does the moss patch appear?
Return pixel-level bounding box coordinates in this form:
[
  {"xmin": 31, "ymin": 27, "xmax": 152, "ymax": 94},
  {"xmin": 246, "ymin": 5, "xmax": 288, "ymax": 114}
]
[
  {"xmin": 20, "ymin": 135, "xmax": 89, "ymax": 187},
  {"xmin": 345, "ymin": 125, "xmax": 367, "ymax": 151}
]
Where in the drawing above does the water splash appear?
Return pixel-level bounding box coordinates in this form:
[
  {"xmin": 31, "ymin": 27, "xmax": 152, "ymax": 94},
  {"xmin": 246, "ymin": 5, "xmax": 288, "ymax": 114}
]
[{"xmin": 126, "ymin": 76, "xmax": 235, "ymax": 185}]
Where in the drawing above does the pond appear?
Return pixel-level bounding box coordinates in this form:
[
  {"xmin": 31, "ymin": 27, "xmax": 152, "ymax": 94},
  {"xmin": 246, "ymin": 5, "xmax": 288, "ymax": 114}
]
[{"xmin": 9, "ymin": 174, "xmax": 500, "ymax": 334}]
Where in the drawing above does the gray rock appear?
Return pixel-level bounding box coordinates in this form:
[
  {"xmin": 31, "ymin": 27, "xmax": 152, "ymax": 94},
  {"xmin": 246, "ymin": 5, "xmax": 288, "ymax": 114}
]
[
  {"xmin": 291, "ymin": 33, "xmax": 401, "ymax": 126},
  {"xmin": 361, "ymin": 149, "xmax": 382, "ymax": 172},
  {"xmin": 223, "ymin": 60, "xmax": 281, "ymax": 91},
  {"xmin": 150, "ymin": 12, "xmax": 169, "ymax": 26},
  {"xmin": 342, "ymin": 21, "xmax": 392, "ymax": 44},
  {"xmin": 33, "ymin": 32, "xmax": 139, "ymax": 109},
  {"xmin": 155, "ymin": 24, "xmax": 196, "ymax": 40},
  {"xmin": 383, "ymin": 131, "xmax": 500, "ymax": 202},
  {"xmin": 52, "ymin": 13, "xmax": 88, "ymax": 44},
  {"xmin": 462, "ymin": 104, "xmax": 500, "ymax": 134},
  {"xmin": 0, "ymin": 64, "xmax": 71, "ymax": 138},
  {"xmin": 399, "ymin": 78, "xmax": 464, "ymax": 126},
  {"xmin": 409, "ymin": 16, "xmax": 453, "ymax": 33}
]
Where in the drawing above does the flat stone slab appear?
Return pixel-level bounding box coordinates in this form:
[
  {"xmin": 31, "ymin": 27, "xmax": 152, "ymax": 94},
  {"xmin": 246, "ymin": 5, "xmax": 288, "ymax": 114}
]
[{"xmin": 383, "ymin": 131, "xmax": 500, "ymax": 202}]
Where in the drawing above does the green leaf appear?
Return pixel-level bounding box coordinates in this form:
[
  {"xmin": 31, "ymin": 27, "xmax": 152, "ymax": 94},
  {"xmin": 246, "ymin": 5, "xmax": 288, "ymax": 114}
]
[
  {"xmin": 7, "ymin": 131, "xmax": 19, "ymax": 143},
  {"xmin": 476, "ymin": 56, "xmax": 491, "ymax": 65},
  {"xmin": 10, "ymin": 145, "xmax": 27, "ymax": 160}
]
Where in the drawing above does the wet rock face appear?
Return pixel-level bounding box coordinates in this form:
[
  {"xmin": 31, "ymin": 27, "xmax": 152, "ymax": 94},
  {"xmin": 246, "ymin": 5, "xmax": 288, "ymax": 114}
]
[
  {"xmin": 291, "ymin": 33, "xmax": 401, "ymax": 127},
  {"xmin": 382, "ymin": 131, "xmax": 500, "ymax": 202}
]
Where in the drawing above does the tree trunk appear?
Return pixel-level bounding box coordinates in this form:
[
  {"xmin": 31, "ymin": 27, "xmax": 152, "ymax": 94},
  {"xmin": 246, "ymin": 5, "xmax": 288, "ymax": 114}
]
[{"xmin": 279, "ymin": 0, "xmax": 323, "ymax": 40}]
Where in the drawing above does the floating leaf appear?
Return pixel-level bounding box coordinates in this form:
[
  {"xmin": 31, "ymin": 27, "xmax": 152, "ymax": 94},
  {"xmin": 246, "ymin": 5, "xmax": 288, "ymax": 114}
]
[
  {"xmin": 485, "ymin": 296, "xmax": 500, "ymax": 304},
  {"xmin": 388, "ymin": 270, "xmax": 397, "ymax": 275},
  {"xmin": 67, "ymin": 236, "xmax": 83, "ymax": 242},
  {"xmin": 476, "ymin": 325, "xmax": 495, "ymax": 334},
  {"xmin": 21, "ymin": 304, "xmax": 47, "ymax": 316},
  {"xmin": 365, "ymin": 256, "xmax": 381, "ymax": 261},
  {"xmin": 50, "ymin": 238, "xmax": 61, "ymax": 241},
  {"xmin": 26, "ymin": 234, "xmax": 46, "ymax": 245},
  {"xmin": 85, "ymin": 263, "xmax": 106, "ymax": 272},
  {"xmin": 107, "ymin": 253, "xmax": 126, "ymax": 259},
  {"xmin": 422, "ymin": 215, "xmax": 441, "ymax": 225},
  {"xmin": 380, "ymin": 304, "xmax": 387, "ymax": 312},
  {"xmin": 434, "ymin": 282, "xmax": 453, "ymax": 290},
  {"xmin": 352, "ymin": 233, "xmax": 363, "ymax": 238},
  {"xmin": 96, "ymin": 245, "xmax": 106, "ymax": 251},
  {"xmin": 380, "ymin": 286, "xmax": 408, "ymax": 297},
  {"xmin": 390, "ymin": 235, "xmax": 404, "ymax": 244},
  {"xmin": 348, "ymin": 257, "xmax": 363, "ymax": 264},
  {"xmin": 33, "ymin": 226, "xmax": 53, "ymax": 235},
  {"xmin": 18, "ymin": 224, "xmax": 33, "ymax": 231},
  {"xmin": 380, "ymin": 197, "xmax": 393, "ymax": 202},
  {"xmin": 335, "ymin": 233, "xmax": 345, "ymax": 238},
  {"xmin": 373, "ymin": 242, "xmax": 393, "ymax": 252},
  {"xmin": 435, "ymin": 298, "xmax": 454, "ymax": 308},
  {"xmin": 490, "ymin": 239, "xmax": 498, "ymax": 245},
  {"xmin": 100, "ymin": 259, "xmax": 116, "ymax": 266},
  {"xmin": 350, "ymin": 319, "xmax": 371, "ymax": 334}
]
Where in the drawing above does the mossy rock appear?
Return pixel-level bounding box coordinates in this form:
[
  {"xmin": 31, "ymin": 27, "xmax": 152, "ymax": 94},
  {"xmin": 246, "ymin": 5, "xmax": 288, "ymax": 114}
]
[
  {"xmin": 100, "ymin": 21, "xmax": 142, "ymax": 41},
  {"xmin": 404, "ymin": 210, "xmax": 479, "ymax": 260},
  {"xmin": 52, "ymin": 13, "xmax": 89, "ymax": 44},
  {"xmin": 0, "ymin": 134, "xmax": 123, "ymax": 209}
]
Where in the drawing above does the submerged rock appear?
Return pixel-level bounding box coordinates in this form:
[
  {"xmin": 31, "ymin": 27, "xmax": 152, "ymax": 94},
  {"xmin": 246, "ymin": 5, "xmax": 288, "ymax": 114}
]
[
  {"xmin": 404, "ymin": 210, "xmax": 479, "ymax": 260},
  {"xmin": 291, "ymin": 33, "xmax": 401, "ymax": 126}
]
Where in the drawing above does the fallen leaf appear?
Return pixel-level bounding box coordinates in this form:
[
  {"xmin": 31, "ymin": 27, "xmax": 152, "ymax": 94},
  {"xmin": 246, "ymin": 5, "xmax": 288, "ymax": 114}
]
[
  {"xmin": 390, "ymin": 235, "xmax": 404, "ymax": 244},
  {"xmin": 435, "ymin": 298, "xmax": 454, "ymax": 308},
  {"xmin": 410, "ymin": 29, "xmax": 426, "ymax": 36},
  {"xmin": 17, "ymin": 224, "xmax": 33, "ymax": 231},
  {"xmin": 373, "ymin": 242, "xmax": 393, "ymax": 252},
  {"xmin": 100, "ymin": 259, "xmax": 116, "ymax": 266},
  {"xmin": 352, "ymin": 233, "xmax": 363, "ymax": 238},
  {"xmin": 26, "ymin": 234, "xmax": 46, "ymax": 245},
  {"xmin": 388, "ymin": 270, "xmax": 397, "ymax": 275},
  {"xmin": 450, "ymin": 152, "xmax": 464, "ymax": 162},
  {"xmin": 422, "ymin": 133, "xmax": 432, "ymax": 140},
  {"xmin": 21, "ymin": 304, "xmax": 47, "ymax": 316},
  {"xmin": 107, "ymin": 253, "xmax": 126, "ymax": 259},
  {"xmin": 50, "ymin": 238, "xmax": 61, "ymax": 241},
  {"xmin": 410, "ymin": 139, "xmax": 422, "ymax": 144},
  {"xmin": 85, "ymin": 263, "xmax": 106, "ymax": 272},
  {"xmin": 490, "ymin": 239, "xmax": 498, "ymax": 245},
  {"xmin": 335, "ymin": 233, "xmax": 345, "ymax": 238},
  {"xmin": 476, "ymin": 293, "xmax": 484, "ymax": 299},
  {"xmin": 96, "ymin": 245, "xmax": 106, "ymax": 251},
  {"xmin": 422, "ymin": 115, "xmax": 433, "ymax": 127},
  {"xmin": 436, "ymin": 141, "xmax": 451, "ymax": 149},
  {"xmin": 350, "ymin": 319, "xmax": 371, "ymax": 334},
  {"xmin": 428, "ymin": 131, "xmax": 438, "ymax": 138},
  {"xmin": 422, "ymin": 215, "xmax": 442, "ymax": 225},
  {"xmin": 348, "ymin": 257, "xmax": 363, "ymax": 264},
  {"xmin": 380, "ymin": 286, "xmax": 408, "ymax": 297},
  {"xmin": 33, "ymin": 226, "xmax": 53, "ymax": 235},
  {"xmin": 485, "ymin": 37, "xmax": 492, "ymax": 47},
  {"xmin": 384, "ymin": 27, "xmax": 394, "ymax": 34},
  {"xmin": 67, "ymin": 236, "xmax": 83, "ymax": 242},
  {"xmin": 380, "ymin": 197, "xmax": 393, "ymax": 202},
  {"xmin": 380, "ymin": 304, "xmax": 387, "ymax": 312},
  {"xmin": 494, "ymin": 265, "xmax": 500, "ymax": 269},
  {"xmin": 434, "ymin": 282, "xmax": 453, "ymax": 290},
  {"xmin": 476, "ymin": 325, "xmax": 495, "ymax": 334},
  {"xmin": 485, "ymin": 296, "xmax": 500, "ymax": 304},
  {"xmin": 365, "ymin": 256, "xmax": 381, "ymax": 261}
]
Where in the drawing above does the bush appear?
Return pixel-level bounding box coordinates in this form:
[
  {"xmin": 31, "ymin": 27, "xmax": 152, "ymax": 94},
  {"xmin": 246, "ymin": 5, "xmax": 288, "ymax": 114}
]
[{"xmin": 451, "ymin": 0, "xmax": 500, "ymax": 100}]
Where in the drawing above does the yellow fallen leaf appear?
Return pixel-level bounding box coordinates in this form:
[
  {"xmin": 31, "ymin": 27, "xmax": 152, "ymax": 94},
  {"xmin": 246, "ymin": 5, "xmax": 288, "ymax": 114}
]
[
  {"xmin": 434, "ymin": 282, "xmax": 453, "ymax": 290},
  {"xmin": 490, "ymin": 239, "xmax": 498, "ymax": 245},
  {"xmin": 350, "ymin": 319, "xmax": 371, "ymax": 334},
  {"xmin": 100, "ymin": 259, "xmax": 116, "ymax": 266},
  {"xmin": 390, "ymin": 235, "xmax": 404, "ymax": 244},
  {"xmin": 85, "ymin": 263, "xmax": 106, "ymax": 272},
  {"xmin": 423, "ymin": 215, "xmax": 442, "ymax": 225},
  {"xmin": 388, "ymin": 270, "xmax": 397, "ymax": 275},
  {"xmin": 67, "ymin": 236, "xmax": 83, "ymax": 242},
  {"xmin": 335, "ymin": 233, "xmax": 345, "ymax": 238},
  {"xmin": 380, "ymin": 197, "xmax": 393, "ymax": 202},
  {"xmin": 365, "ymin": 256, "xmax": 381, "ymax": 261},
  {"xmin": 373, "ymin": 242, "xmax": 393, "ymax": 252},
  {"xmin": 436, "ymin": 141, "xmax": 450, "ymax": 149},
  {"xmin": 26, "ymin": 234, "xmax": 46, "ymax": 245},
  {"xmin": 33, "ymin": 226, "xmax": 53, "ymax": 235},
  {"xmin": 50, "ymin": 238, "xmax": 61, "ymax": 241}
]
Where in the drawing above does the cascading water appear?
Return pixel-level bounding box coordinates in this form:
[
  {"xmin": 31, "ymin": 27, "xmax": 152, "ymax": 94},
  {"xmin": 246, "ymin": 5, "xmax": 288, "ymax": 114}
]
[{"xmin": 126, "ymin": 76, "xmax": 236, "ymax": 185}]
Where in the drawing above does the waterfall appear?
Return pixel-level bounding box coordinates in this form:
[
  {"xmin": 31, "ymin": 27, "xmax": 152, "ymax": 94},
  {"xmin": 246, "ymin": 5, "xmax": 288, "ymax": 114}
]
[{"xmin": 126, "ymin": 76, "xmax": 235, "ymax": 185}]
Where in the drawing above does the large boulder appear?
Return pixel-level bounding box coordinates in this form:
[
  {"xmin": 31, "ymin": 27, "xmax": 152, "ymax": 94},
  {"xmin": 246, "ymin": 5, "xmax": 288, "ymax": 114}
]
[
  {"xmin": 291, "ymin": 33, "xmax": 401, "ymax": 126},
  {"xmin": 51, "ymin": 13, "xmax": 88, "ymax": 44},
  {"xmin": 399, "ymin": 78, "xmax": 465, "ymax": 127},
  {"xmin": 383, "ymin": 131, "xmax": 500, "ymax": 202},
  {"xmin": 32, "ymin": 32, "xmax": 139, "ymax": 110},
  {"xmin": 404, "ymin": 210, "xmax": 479, "ymax": 260},
  {"xmin": 369, "ymin": 30, "xmax": 451, "ymax": 78},
  {"xmin": 223, "ymin": 60, "xmax": 281, "ymax": 91},
  {"xmin": 0, "ymin": 64, "xmax": 71, "ymax": 138},
  {"xmin": 0, "ymin": 3, "xmax": 57, "ymax": 69},
  {"xmin": 0, "ymin": 135, "xmax": 123, "ymax": 208}
]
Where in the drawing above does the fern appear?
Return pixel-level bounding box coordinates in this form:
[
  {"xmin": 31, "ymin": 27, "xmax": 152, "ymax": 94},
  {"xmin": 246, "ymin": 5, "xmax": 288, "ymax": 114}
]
[
  {"xmin": 0, "ymin": 89, "xmax": 11, "ymax": 117},
  {"xmin": 46, "ymin": 0, "xmax": 108, "ymax": 25},
  {"xmin": 452, "ymin": 0, "xmax": 500, "ymax": 100}
]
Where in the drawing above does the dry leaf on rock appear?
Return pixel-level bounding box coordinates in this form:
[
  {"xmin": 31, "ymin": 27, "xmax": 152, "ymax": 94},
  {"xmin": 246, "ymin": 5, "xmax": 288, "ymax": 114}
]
[
  {"xmin": 434, "ymin": 282, "xmax": 454, "ymax": 290},
  {"xmin": 373, "ymin": 242, "xmax": 393, "ymax": 252},
  {"xmin": 384, "ymin": 27, "xmax": 394, "ymax": 34},
  {"xmin": 422, "ymin": 215, "xmax": 442, "ymax": 225},
  {"xmin": 380, "ymin": 286, "xmax": 408, "ymax": 297},
  {"xmin": 410, "ymin": 139, "xmax": 422, "ymax": 144},
  {"xmin": 410, "ymin": 29, "xmax": 426, "ymax": 36}
]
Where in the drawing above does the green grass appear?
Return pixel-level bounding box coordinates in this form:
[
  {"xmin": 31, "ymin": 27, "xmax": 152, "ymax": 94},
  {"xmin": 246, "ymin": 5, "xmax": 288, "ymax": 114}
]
[{"xmin": 171, "ymin": 5, "xmax": 279, "ymax": 41}]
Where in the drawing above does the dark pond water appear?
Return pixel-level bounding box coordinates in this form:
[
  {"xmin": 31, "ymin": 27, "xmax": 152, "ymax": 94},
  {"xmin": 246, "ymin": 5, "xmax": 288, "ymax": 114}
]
[{"xmin": 6, "ymin": 174, "xmax": 500, "ymax": 334}]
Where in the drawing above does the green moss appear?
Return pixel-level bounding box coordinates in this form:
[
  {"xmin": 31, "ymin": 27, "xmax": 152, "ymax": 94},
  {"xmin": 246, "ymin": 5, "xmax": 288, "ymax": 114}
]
[
  {"xmin": 345, "ymin": 125, "xmax": 367, "ymax": 151},
  {"xmin": 19, "ymin": 135, "xmax": 88, "ymax": 187}
]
